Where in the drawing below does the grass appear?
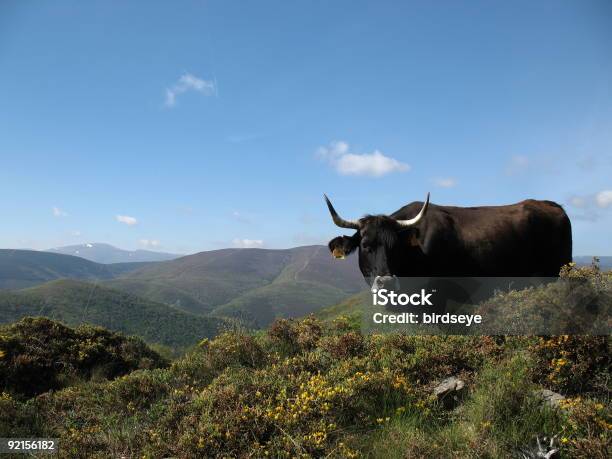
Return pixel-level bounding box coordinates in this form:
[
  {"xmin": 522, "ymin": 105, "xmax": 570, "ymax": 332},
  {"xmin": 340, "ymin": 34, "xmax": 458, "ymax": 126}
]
[
  {"xmin": 1, "ymin": 315, "xmax": 609, "ymax": 458},
  {"xmin": 0, "ymin": 265, "xmax": 609, "ymax": 458}
]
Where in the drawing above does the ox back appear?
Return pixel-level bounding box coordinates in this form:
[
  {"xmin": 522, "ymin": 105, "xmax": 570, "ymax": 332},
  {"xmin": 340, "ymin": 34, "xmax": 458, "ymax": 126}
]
[{"xmin": 390, "ymin": 199, "xmax": 572, "ymax": 277}]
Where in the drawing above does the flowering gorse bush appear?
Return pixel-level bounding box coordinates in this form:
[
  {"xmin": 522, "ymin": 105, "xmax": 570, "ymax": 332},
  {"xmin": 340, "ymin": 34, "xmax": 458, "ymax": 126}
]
[{"xmin": 529, "ymin": 335, "xmax": 610, "ymax": 395}]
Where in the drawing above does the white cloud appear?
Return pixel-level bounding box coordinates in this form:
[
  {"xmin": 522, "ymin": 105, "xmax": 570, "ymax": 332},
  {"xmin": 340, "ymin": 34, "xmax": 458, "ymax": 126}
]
[
  {"xmin": 165, "ymin": 73, "xmax": 216, "ymax": 107},
  {"xmin": 232, "ymin": 238, "xmax": 264, "ymax": 248},
  {"xmin": 316, "ymin": 140, "xmax": 349, "ymax": 159},
  {"xmin": 139, "ymin": 239, "xmax": 161, "ymax": 248},
  {"xmin": 116, "ymin": 215, "xmax": 138, "ymax": 226},
  {"xmin": 52, "ymin": 206, "xmax": 68, "ymax": 217},
  {"xmin": 317, "ymin": 141, "xmax": 409, "ymax": 177},
  {"xmin": 71, "ymin": 230, "xmax": 81, "ymax": 237},
  {"xmin": 595, "ymin": 190, "xmax": 612, "ymax": 208},
  {"xmin": 567, "ymin": 189, "xmax": 612, "ymax": 221},
  {"xmin": 433, "ymin": 177, "xmax": 457, "ymax": 188}
]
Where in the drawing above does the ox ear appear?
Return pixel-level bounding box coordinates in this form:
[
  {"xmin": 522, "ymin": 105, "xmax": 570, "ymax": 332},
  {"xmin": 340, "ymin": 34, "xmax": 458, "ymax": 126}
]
[{"xmin": 328, "ymin": 234, "xmax": 359, "ymax": 259}]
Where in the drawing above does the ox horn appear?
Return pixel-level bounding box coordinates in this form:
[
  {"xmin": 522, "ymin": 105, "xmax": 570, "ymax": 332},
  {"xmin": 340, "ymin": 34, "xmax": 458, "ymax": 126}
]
[
  {"xmin": 324, "ymin": 194, "xmax": 361, "ymax": 230},
  {"xmin": 396, "ymin": 192, "xmax": 430, "ymax": 227}
]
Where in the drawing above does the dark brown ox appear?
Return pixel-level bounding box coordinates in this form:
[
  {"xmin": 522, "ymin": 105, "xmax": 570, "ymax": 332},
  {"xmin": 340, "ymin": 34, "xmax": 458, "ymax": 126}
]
[{"xmin": 325, "ymin": 193, "xmax": 572, "ymax": 292}]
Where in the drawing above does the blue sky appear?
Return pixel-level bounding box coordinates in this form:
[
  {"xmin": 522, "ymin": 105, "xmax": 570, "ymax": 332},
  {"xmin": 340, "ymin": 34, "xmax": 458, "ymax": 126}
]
[{"xmin": 1, "ymin": 0, "xmax": 611, "ymax": 255}]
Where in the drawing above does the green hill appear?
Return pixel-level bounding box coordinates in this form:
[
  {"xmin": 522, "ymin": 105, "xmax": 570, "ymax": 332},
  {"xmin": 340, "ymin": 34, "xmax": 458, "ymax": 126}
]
[
  {"xmin": 314, "ymin": 291, "xmax": 367, "ymax": 323},
  {"xmin": 0, "ymin": 249, "xmax": 148, "ymax": 289},
  {"xmin": 1, "ymin": 246, "xmax": 365, "ymax": 337},
  {"xmin": 211, "ymin": 280, "xmax": 353, "ymax": 328},
  {"xmin": 108, "ymin": 246, "xmax": 365, "ymax": 319},
  {"xmin": 0, "ymin": 279, "xmax": 229, "ymax": 349}
]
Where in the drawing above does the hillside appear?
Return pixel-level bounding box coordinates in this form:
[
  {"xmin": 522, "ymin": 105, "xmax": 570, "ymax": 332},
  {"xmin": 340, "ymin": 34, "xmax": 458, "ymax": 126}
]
[
  {"xmin": 108, "ymin": 246, "xmax": 365, "ymax": 319},
  {"xmin": 0, "ymin": 249, "xmax": 148, "ymax": 289},
  {"xmin": 47, "ymin": 243, "xmax": 181, "ymax": 264},
  {"xmin": 0, "ymin": 279, "xmax": 229, "ymax": 349},
  {"xmin": 315, "ymin": 291, "xmax": 366, "ymax": 323},
  {"xmin": 1, "ymin": 315, "xmax": 608, "ymax": 457},
  {"xmin": 212, "ymin": 280, "xmax": 352, "ymax": 328},
  {"xmin": 0, "ymin": 317, "xmax": 167, "ymax": 397}
]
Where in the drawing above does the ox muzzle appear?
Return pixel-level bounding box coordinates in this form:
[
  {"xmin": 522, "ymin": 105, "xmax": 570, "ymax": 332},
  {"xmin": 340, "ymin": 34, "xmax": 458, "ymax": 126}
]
[{"xmin": 370, "ymin": 275, "xmax": 400, "ymax": 294}]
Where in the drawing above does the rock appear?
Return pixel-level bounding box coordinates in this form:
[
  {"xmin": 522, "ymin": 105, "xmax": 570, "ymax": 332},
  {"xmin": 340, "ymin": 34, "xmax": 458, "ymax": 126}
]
[
  {"xmin": 433, "ymin": 376, "xmax": 465, "ymax": 399},
  {"xmin": 533, "ymin": 389, "xmax": 565, "ymax": 408},
  {"xmin": 516, "ymin": 435, "xmax": 560, "ymax": 458}
]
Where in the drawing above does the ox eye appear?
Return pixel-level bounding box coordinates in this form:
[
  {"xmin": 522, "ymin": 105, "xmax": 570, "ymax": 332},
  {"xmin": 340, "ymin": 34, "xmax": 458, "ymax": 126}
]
[{"xmin": 361, "ymin": 241, "xmax": 374, "ymax": 253}]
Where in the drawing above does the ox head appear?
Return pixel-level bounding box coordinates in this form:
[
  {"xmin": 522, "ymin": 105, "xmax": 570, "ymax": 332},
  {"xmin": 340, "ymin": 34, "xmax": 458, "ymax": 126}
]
[{"xmin": 325, "ymin": 193, "xmax": 430, "ymax": 293}]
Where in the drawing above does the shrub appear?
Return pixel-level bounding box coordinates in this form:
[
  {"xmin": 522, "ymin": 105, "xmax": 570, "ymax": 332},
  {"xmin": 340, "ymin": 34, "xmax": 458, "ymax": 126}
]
[
  {"xmin": 322, "ymin": 331, "xmax": 366, "ymax": 359},
  {"xmin": 0, "ymin": 392, "xmax": 41, "ymax": 437},
  {"xmin": 0, "ymin": 317, "xmax": 167, "ymax": 397},
  {"xmin": 529, "ymin": 335, "xmax": 610, "ymax": 395},
  {"xmin": 268, "ymin": 315, "xmax": 323, "ymax": 353},
  {"xmin": 557, "ymin": 397, "xmax": 612, "ymax": 458}
]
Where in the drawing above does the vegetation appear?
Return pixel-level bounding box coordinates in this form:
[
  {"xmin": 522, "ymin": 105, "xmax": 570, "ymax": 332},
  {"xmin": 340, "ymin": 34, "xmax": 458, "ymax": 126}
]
[
  {"xmin": 212, "ymin": 280, "xmax": 352, "ymax": 328},
  {"xmin": 0, "ymin": 279, "xmax": 230, "ymax": 350},
  {"xmin": 0, "ymin": 265, "xmax": 609, "ymax": 457},
  {"xmin": 475, "ymin": 262, "xmax": 612, "ymax": 335},
  {"xmin": 1, "ymin": 314, "xmax": 609, "ymax": 457},
  {"xmin": 0, "ymin": 317, "xmax": 167, "ymax": 397},
  {"xmin": 574, "ymin": 256, "xmax": 612, "ymax": 271}
]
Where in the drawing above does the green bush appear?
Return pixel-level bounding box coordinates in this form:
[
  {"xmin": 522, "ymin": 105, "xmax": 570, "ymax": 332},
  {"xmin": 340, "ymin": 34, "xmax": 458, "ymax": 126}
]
[
  {"xmin": 529, "ymin": 335, "xmax": 610, "ymax": 395},
  {"xmin": 0, "ymin": 317, "xmax": 168, "ymax": 397}
]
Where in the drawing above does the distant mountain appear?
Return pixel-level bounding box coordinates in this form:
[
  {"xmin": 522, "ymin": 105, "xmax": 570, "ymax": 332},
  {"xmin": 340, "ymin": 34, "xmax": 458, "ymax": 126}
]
[
  {"xmin": 108, "ymin": 245, "xmax": 366, "ymax": 325},
  {"xmin": 574, "ymin": 256, "xmax": 612, "ymax": 270},
  {"xmin": 47, "ymin": 243, "xmax": 181, "ymax": 264},
  {"xmin": 0, "ymin": 249, "xmax": 147, "ymax": 289},
  {"xmin": 0, "ymin": 279, "xmax": 229, "ymax": 349}
]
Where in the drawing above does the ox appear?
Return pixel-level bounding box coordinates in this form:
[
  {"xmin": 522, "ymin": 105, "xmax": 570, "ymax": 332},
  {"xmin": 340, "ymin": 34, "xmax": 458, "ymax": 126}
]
[{"xmin": 325, "ymin": 193, "xmax": 572, "ymax": 294}]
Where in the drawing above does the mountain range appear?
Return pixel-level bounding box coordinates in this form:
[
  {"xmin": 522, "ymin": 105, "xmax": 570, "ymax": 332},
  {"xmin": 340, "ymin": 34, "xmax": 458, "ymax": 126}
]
[
  {"xmin": 107, "ymin": 245, "xmax": 366, "ymax": 326},
  {"xmin": 46, "ymin": 243, "xmax": 181, "ymax": 263},
  {"xmin": 1, "ymin": 245, "xmax": 609, "ymax": 348},
  {"xmin": 0, "ymin": 245, "xmax": 366, "ymax": 343},
  {"xmin": 0, "ymin": 249, "xmax": 147, "ymax": 289}
]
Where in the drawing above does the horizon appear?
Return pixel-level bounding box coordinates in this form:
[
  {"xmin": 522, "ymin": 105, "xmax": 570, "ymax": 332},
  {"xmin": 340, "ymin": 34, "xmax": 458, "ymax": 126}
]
[
  {"xmin": 1, "ymin": 1, "xmax": 611, "ymax": 255},
  {"xmin": 6, "ymin": 241, "xmax": 611, "ymax": 258}
]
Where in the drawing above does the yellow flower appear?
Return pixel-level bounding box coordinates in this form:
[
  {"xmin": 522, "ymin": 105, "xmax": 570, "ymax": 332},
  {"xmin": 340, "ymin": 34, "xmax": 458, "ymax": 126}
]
[{"xmin": 561, "ymin": 437, "xmax": 569, "ymax": 444}]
